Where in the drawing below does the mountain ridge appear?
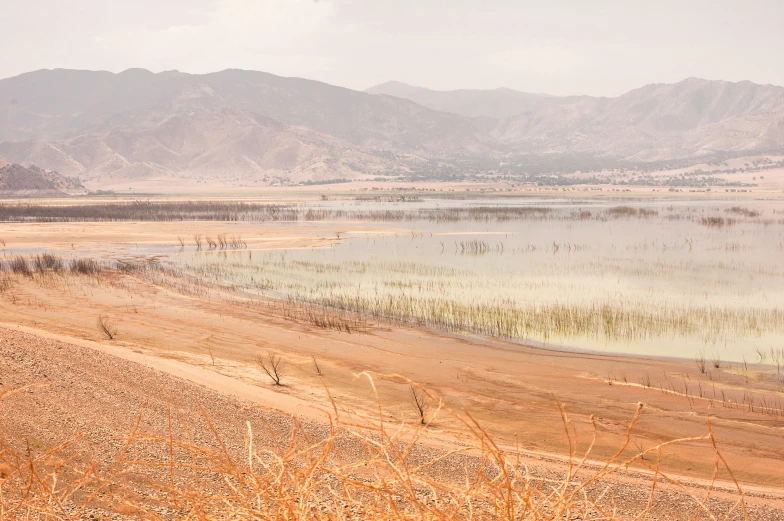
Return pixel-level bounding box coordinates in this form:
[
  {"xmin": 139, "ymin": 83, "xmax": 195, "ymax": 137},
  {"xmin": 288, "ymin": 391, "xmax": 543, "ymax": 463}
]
[{"xmin": 1, "ymin": 68, "xmax": 782, "ymax": 186}]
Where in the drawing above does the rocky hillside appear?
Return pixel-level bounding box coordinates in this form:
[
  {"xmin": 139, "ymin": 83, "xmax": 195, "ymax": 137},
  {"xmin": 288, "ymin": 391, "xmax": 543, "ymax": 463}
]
[
  {"xmin": 0, "ymin": 69, "xmax": 782, "ymax": 186},
  {"xmin": 0, "ymin": 163, "xmax": 84, "ymax": 195}
]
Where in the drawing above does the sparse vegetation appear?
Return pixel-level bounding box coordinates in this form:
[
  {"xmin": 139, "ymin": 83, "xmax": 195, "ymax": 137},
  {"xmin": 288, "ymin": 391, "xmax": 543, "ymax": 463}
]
[
  {"xmin": 9, "ymin": 256, "xmax": 32, "ymax": 277},
  {"xmin": 256, "ymin": 351, "xmax": 285, "ymax": 385},
  {"xmin": 0, "ymin": 201, "xmax": 298, "ymax": 222},
  {"xmin": 1, "ymin": 196, "xmax": 782, "ymax": 518},
  {"xmin": 700, "ymin": 216, "xmax": 736, "ymax": 227},
  {"xmin": 696, "ymin": 349, "xmax": 707, "ymax": 374},
  {"xmin": 96, "ymin": 315, "xmax": 117, "ymax": 340},
  {"xmin": 726, "ymin": 206, "xmax": 760, "ymax": 218},
  {"xmin": 410, "ymin": 385, "xmax": 430, "ymax": 425},
  {"xmin": 70, "ymin": 258, "xmax": 102, "ymax": 275},
  {"xmin": 0, "ymin": 378, "xmax": 752, "ymax": 520},
  {"xmin": 33, "ymin": 253, "xmax": 63, "ymax": 272}
]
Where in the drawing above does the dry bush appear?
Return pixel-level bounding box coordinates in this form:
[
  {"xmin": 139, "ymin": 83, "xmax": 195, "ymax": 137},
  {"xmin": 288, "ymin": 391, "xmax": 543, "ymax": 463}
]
[
  {"xmin": 256, "ymin": 351, "xmax": 284, "ymax": 385},
  {"xmin": 0, "ymin": 375, "xmax": 750, "ymax": 520},
  {"xmin": 96, "ymin": 315, "xmax": 118, "ymax": 340},
  {"xmin": 33, "ymin": 252, "xmax": 64, "ymax": 273},
  {"xmin": 410, "ymin": 385, "xmax": 429, "ymax": 425},
  {"xmin": 696, "ymin": 349, "xmax": 707, "ymax": 374}
]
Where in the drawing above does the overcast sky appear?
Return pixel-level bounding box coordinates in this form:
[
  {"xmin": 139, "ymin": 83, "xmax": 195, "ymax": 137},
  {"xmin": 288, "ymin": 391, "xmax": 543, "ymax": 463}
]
[{"xmin": 1, "ymin": 0, "xmax": 782, "ymax": 96}]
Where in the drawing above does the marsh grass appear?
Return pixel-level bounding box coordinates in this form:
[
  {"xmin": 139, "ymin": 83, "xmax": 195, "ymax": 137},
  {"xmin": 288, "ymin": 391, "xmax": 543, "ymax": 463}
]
[
  {"xmin": 700, "ymin": 216, "xmax": 737, "ymax": 227},
  {"xmin": 307, "ymin": 294, "xmax": 784, "ymax": 345},
  {"xmin": 71, "ymin": 258, "xmax": 102, "ymax": 275},
  {"xmin": 10, "ymin": 255, "xmax": 780, "ymax": 394},
  {"xmin": 277, "ymin": 300, "xmax": 373, "ymax": 334},
  {"xmin": 1, "ymin": 254, "xmax": 104, "ymax": 278},
  {"xmin": 0, "ymin": 377, "xmax": 751, "ymax": 520},
  {"xmin": 57, "ymin": 258, "xmax": 782, "ymax": 419},
  {"xmin": 0, "ymin": 201, "xmax": 299, "ymax": 222},
  {"xmin": 198, "ymin": 254, "xmax": 784, "ymax": 345},
  {"xmin": 725, "ymin": 207, "xmax": 760, "ymax": 218},
  {"xmin": 165, "ymin": 238, "xmax": 784, "ymax": 357},
  {"xmin": 605, "ymin": 206, "xmax": 658, "ymax": 218},
  {"xmin": 1, "ymin": 201, "xmax": 766, "ymax": 225},
  {"xmin": 9, "ymin": 256, "xmax": 32, "ymax": 277}
]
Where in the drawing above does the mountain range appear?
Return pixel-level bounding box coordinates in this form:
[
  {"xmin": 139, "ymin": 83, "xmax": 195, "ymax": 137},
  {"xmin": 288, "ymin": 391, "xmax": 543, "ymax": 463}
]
[{"xmin": 0, "ymin": 68, "xmax": 782, "ymax": 186}]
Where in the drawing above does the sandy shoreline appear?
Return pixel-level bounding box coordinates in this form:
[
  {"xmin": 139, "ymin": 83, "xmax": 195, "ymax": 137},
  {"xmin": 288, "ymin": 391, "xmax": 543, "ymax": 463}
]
[{"xmin": 1, "ymin": 202, "xmax": 784, "ymax": 518}]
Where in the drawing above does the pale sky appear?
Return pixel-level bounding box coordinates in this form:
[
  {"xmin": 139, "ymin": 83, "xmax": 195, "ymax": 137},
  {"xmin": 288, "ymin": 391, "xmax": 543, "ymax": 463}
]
[{"xmin": 1, "ymin": 0, "xmax": 782, "ymax": 96}]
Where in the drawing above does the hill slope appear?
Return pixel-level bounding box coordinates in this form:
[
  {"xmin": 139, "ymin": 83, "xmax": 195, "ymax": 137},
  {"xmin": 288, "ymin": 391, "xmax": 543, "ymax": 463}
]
[{"xmin": 0, "ymin": 163, "xmax": 84, "ymax": 195}]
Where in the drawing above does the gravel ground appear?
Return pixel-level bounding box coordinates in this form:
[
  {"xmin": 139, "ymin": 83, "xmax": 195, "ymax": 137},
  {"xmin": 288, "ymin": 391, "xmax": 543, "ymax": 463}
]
[{"xmin": 1, "ymin": 326, "xmax": 782, "ymax": 520}]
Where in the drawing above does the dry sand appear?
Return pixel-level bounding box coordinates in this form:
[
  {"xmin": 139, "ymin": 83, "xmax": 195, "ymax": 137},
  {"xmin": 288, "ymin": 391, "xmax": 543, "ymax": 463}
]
[
  {"xmin": 1, "ymin": 217, "xmax": 784, "ymax": 518},
  {"xmin": 4, "ymin": 326, "xmax": 784, "ymax": 520}
]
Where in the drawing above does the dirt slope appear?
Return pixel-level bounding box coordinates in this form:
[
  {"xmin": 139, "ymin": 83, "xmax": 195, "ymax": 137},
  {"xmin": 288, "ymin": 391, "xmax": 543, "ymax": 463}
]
[{"xmin": 2, "ymin": 325, "xmax": 784, "ymax": 519}]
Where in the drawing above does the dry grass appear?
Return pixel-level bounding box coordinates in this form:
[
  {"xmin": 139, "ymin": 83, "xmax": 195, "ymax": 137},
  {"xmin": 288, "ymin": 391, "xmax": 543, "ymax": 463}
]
[
  {"xmin": 0, "ymin": 375, "xmax": 750, "ymax": 520},
  {"xmin": 0, "ymin": 254, "xmax": 104, "ymax": 277}
]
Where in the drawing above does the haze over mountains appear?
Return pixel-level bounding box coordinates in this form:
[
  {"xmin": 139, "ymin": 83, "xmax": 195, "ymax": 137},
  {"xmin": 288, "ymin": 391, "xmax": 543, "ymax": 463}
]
[
  {"xmin": 368, "ymin": 79, "xmax": 784, "ymax": 160},
  {"xmin": 365, "ymin": 81, "xmax": 559, "ymax": 120},
  {"xmin": 1, "ymin": 68, "xmax": 782, "ymax": 187}
]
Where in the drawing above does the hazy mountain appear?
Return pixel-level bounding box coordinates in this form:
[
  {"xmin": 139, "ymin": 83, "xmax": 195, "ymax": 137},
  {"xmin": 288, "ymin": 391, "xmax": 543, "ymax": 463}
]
[
  {"xmin": 0, "ymin": 109, "xmax": 409, "ymax": 184},
  {"xmin": 1, "ymin": 69, "xmax": 782, "ymax": 186},
  {"xmin": 0, "ymin": 162, "xmax": 84, "ymax": 195},
  {"xmin": 0, "ymin": 68, "xmax": 486, "ymax": 150},
  {"xmin": 492, "ymin": 78, "xmax": 784, "ymax": 159},
  {"xmin": 0, "ymin": 68, "xmax": 494, "ymax": 184},
  {"xmin": 366, "ymin": 81, "xmax": 563, "ymax": 119},
  {"xmin": 367, "ymin": 79, "xmax": 784, "ymax": 159}
]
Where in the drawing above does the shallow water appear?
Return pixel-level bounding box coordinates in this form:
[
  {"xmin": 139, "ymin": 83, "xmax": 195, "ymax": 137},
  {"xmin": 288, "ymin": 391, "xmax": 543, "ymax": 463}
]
[{"xmin": 171, "ymin": 198, "xmax": 784, "ymax": 361}]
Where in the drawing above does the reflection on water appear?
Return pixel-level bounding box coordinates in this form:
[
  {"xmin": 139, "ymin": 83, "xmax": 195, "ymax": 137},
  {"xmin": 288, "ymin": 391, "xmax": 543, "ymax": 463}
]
[{"xmin": 171, "ymin": 198, "xmax": 784, "ymax": 361}]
